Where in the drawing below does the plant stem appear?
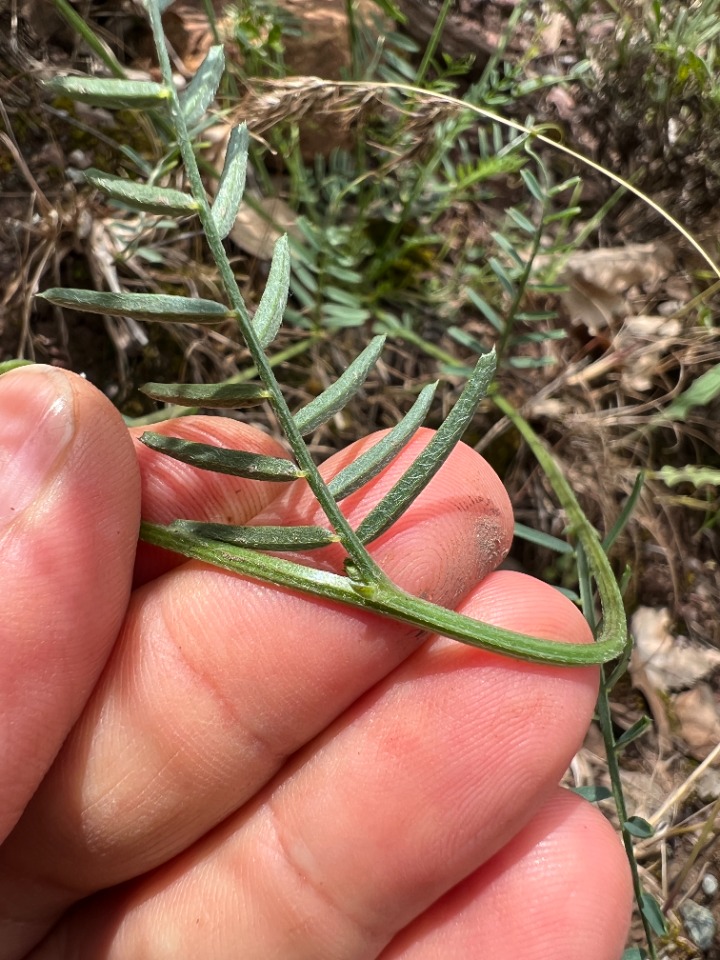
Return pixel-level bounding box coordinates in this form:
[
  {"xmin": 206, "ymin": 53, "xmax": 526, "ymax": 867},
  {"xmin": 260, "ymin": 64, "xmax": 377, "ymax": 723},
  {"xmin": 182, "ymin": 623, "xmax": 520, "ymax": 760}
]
[
  {"xmin": 415, "ymin": 0, "xmax": 454, "ymax": 86},
  {"xmin": 145, "ymin": 1, "xmax": 386, "ymax": 586},
  {"xmin": 493, "ymin": 394, "xmax": 628, "ymax": 660},
  {"xmin": 141, "ymin": 520, "xmax": 628, "ymax": 665},
  {"xmin": 598, "ymin": 669, "xmax": 659, "ymax": 958}
]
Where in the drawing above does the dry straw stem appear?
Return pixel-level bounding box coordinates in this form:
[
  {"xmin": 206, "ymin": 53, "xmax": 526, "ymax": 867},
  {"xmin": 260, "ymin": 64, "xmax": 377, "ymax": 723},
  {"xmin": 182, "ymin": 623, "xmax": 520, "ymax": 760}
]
[{"xmin": 647, "ymin": 740, "xmax": 720, "ymax": 831}]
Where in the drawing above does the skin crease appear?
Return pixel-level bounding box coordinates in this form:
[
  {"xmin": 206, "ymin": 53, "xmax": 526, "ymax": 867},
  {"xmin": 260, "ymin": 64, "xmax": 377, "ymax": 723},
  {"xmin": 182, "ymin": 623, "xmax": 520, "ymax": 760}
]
[{"xmin": 0, "ymin": 366, "xmax": 632, "ymax": 959}]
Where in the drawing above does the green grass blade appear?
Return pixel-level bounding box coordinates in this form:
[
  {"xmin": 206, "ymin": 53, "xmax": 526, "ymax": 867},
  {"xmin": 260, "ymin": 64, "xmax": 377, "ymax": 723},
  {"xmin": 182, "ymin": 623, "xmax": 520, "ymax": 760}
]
[
  {"xmin": 614, "ymin": 716, "xmax": 653, "ymax": 752},
  {"xmin": 603, "ymin": 471, "xmax": 644, "ymax": 552},
  {"xmin": 37, "ymin": 289, "xmax": 229, "ymax": 323},
  {"xmin": 212, "ymin": 123, "xmax": 249, "ymax": 239},
  {"xmin": 44, "ymin": 76, "xmax": 169, "ymax": 108},
  {"xmin": 356, "ymin": 351, "xmax": 496, "ymax": 545},
  {"xmin": 179, "ymin": 45, "xmax": 225, "ymax": 127},
  {"xmin": 83, "ymin": 169, "xmax": 198, "ymax": 216},
  {"xmin": 51, "ymin": 0, "xmax": 127, "ymax": 77},
  {"xmin": 167, "ymin": 520, "xmax": 338, "ymax": 551},
  {"xmin": 252, "ymin": 235, "xmax": 291, "ymax": 348},
  {"xmin": 139, "ymin": 433, "xmax": 303, "ymax": 481},
  {"xmin": 294, "ymin": 335, "xmax": 386, "ymax": 437},
  {"xmin": 140, "ymin": 381, "xmax": 270, "ymax": 407},
  {"xmin": 513, "ymin": 521, "xmax": 574, "ymax": 554},
  {"xmin": 329, "ymin": 381, "xmax": 438, "ymax": 500}
]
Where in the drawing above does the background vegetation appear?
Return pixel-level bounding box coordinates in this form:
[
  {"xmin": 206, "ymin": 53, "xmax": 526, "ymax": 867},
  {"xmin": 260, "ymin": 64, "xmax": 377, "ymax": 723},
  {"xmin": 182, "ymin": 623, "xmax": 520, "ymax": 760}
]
[{"xmin": 0, "ymin": 0, "xmax": 719, "ymax": 955}]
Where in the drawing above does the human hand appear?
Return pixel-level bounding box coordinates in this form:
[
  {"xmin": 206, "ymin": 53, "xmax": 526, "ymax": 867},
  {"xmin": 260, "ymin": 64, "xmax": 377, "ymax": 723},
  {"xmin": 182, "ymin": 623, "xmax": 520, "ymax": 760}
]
[{"xmin": 0, "ymin": 365, "xmax": 631, "ymax": 959}]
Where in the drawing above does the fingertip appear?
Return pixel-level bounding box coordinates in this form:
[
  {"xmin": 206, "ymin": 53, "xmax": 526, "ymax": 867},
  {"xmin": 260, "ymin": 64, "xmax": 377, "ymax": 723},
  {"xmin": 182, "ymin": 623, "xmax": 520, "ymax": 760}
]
[
  {"xmin": 384, "ymin": 788, "xmax": 633, "ymax": 960},
  {"xmin": 0, "ymin": 366, "xmax": 140, "ymax": 839}
]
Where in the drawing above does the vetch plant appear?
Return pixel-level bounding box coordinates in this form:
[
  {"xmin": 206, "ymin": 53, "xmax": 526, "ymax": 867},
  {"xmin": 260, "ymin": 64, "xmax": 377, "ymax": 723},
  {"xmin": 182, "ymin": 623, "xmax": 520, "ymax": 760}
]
[{"xmin": 37, "ymin": 0, "xmax": 629, "ymax": 670}]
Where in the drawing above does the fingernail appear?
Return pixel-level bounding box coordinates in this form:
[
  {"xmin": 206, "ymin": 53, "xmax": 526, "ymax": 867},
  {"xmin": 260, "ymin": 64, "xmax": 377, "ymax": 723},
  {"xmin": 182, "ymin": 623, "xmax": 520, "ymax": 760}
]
[{"xmin": 0, "ymin": 367, "xmax": 76, "ymax": 529}]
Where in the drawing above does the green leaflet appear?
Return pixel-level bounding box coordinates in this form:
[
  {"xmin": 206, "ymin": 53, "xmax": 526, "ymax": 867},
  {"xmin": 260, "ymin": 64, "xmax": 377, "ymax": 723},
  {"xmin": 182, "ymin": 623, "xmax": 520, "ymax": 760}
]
[
  {"xmin": 212, "ymin": 123, "xmax": 249, "ymax": 239},
  {"xmin": 571, "ymin": 785, "xmax": 613, "ymax": 802},
  {"xmin": 651, "ymin": 464, "xmax": 720, "ymax": 488},
  {"xmin": 252, "ymin": 235, "xmax": 291, "ymax": 347},
  {"xmin": 140, "ymin": 433, "xmax": 304, "ymax": 481},
  {"xmin": 167, "ymin": 520, "xmax": 338, "ymax": 551},
  {"xmin": 37, "ymin": 289, "xmax": 229, "ymax": 324},
  {"xmin": 0, "ymin": 359, "xmax": 35, "ymax": 375},
  {"xmin": 83, "ymin": 169, "xmax": 198, "ymax": 216},
  {"xmin": 621, "ymin": 949, "xmax": 647, "ymax": 960},
  {"xmin": 179, "ymin": 45, "xmax": 225, "ymax": 127},
  {"xmin": 140, "ymin": 380, "xmax": 270, "ymax": 407},
  {"xmin": 355, "ymin": 350, "xmax": 496, "ymax": 544},
  {"xmin": 329, "ymin": 381, "xmax": 438, "ymax": 500},
  {"xmin": 52, "ymin": 0, "xmax": 126, "ymax": 78},
  {"xmin": 44, "ymin": 76, "xmax": 169, "ymax": 108},
  {"xmin": 624, "ymin": 817, "xmax": 654, "ymax": 839},
  {"xmin": 294, "ymin": 335, "xmax": 386, "ymax": 436},
  {"xmin": 653, "ymin": 362, "xmax": 720, "ymax": 423},
  {"xmin": 640, "ymin": 894, "xmax": 667, "ymax": 937}
]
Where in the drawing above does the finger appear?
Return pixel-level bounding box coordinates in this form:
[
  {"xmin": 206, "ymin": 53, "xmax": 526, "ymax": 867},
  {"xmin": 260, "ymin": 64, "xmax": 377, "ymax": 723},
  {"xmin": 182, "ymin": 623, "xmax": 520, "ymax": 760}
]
[
  {"xmin": 129, "ymin": 417, "xmax": 290, "ymax": 585},
  {"xmin": 0, "ymin": 433, "xmax": 513, "ymax": 957},
  {"xmin": 381, "ymin": 789, "xmax": 632, "ymax": 960},
  {"xmin": 30, "ymin": 573, "xmax": 599, "ymax": 960},
  {"xmin": 0, "ymin": 366, "xmax": 139, "ymax": 843}
]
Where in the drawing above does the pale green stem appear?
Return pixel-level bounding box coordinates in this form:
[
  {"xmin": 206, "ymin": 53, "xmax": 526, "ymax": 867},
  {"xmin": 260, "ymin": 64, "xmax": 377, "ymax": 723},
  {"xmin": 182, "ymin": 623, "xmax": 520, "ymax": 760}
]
[
  {"xmin": 493, "ymin": 393, "xmax": 628, "ymax": 661},
  {"xmin": 141, "ymin": 519, "xmax": 626, "ymax": 665}
]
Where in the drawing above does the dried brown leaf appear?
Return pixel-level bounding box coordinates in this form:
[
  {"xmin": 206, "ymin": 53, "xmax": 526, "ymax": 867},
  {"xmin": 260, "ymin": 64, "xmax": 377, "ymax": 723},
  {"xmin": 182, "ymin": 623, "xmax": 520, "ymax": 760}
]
[
  {"xmin": 630, "ymin": 607, "xmax": 720, "ymax": 693},
  {"xmin": 559, "ymin": 243, "xmax": 675, "ymax": 333},
  {"xmin": 673, "ymin": 683, "xmax": 720, "ymax": 760}
]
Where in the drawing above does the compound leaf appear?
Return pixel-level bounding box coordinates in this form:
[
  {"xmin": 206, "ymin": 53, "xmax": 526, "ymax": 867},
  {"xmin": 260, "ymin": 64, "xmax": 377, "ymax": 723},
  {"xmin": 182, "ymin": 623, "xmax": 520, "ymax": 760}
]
[{"xmin": 294, "ymin": 335, "xmax": 386, "ymax": 436}]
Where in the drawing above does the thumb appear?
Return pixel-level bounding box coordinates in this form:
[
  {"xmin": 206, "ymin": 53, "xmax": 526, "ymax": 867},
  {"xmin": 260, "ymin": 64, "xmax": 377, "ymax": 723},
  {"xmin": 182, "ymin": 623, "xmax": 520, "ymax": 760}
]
[{"xmin": 0, "ymin": 365, "xmax": 140, "ymax": 842}]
